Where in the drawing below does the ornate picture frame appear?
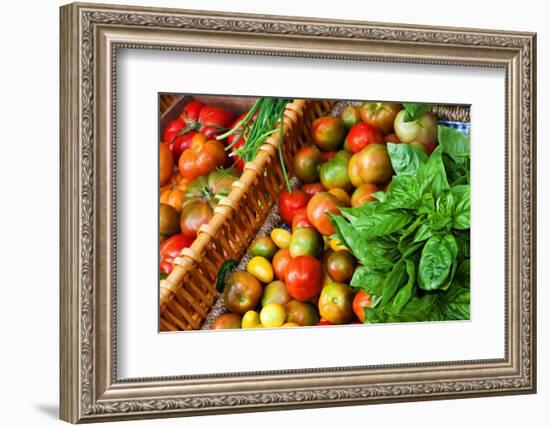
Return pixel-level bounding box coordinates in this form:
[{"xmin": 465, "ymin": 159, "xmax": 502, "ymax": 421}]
[{"xmin": 60, "ymin": 2, "xmax": 536, "ymax": 423}]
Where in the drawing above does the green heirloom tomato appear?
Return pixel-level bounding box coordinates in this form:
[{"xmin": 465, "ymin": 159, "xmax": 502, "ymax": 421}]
[
  {"xmin": 250, "ymin": 236, "xmax": 278, "ymax": 260},
  {"xmin": 355, "ymin": 143, "xmax": 394, "ymax": 184},
  {"xmin": 340, "ymin": 105, "xmax": 361, "ymax": 129},
  {"xmin": 359, "ymin": 102, "xmax": 402, "ymax": 134},
  {"xmin": 224, "ymin": 271, "xmax": 262, "ymax": 314},
  {"xmin": 289, "ymin": 227, "xmax": 324, "ymax": 258},
  {"xmin": 311, "ymin": 116, "xmax": 346, "ymax": 151},
  {"xmin": 326, "ymin": 250, "xmax": 355, "ymax": 283},
  {"xmin": 319, "ymin": 150, "xmax": 352, "ymax": 192},
  {"xmin": 318, "ymin": 282, "xmax": 355, "ymax": 324},
  {"xmin": 292, "ymin": 146, "xmax": 323, "ymax": 183},
  {"xmin": 286, "ymin": 300, "xmax": 320, "ymax": 326}
]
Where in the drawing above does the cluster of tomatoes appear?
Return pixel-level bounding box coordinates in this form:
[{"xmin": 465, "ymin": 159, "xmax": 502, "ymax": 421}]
[
  {"xmin": 212, "ymin": 102, "xmax": 439, "ymax": 329},
  {"xmin": 159, "ymin": 100, "xmax": 250, "ymax": 275}
]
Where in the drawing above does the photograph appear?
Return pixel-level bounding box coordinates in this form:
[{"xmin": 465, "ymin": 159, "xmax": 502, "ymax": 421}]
[
  {"xmin": 159, "ymin": 95, "xmax": 471, "ymax": 331},
  {"xmin": 56, "ymin": 2, "xmax": 537, "ymax": 423}
]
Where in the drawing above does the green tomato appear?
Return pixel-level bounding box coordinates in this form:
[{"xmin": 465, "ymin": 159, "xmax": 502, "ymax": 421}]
[
  {"xmin": 250, "ymin": 236, "xmax": 278, "ymax": 260},
  {"xmin": 289, "ymin": 227, "xmax": 324, "ymax": 258},
  {"xmin": 340, "ymin": 105, "xmax": 361, "ymax": 129},
  {"xmin": 293, "ymin": 146, "xmax": 323, "ymax": 183},
  {"xmin": 319, "ymin": 151, "xmax": 352, "ymax": 191}
]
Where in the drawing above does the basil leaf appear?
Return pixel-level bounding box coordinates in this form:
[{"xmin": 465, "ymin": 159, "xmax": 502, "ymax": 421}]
[
  {"xmin": 364, "ymin": 307, "xmax": 389, "ymax": 324},
  {"xmin": 397, "ymin": 217, "xmax": 423, "ymax": 256},
  {"xmin": 402, "ymin": 103, "xmax": 433, "ymax": 122},
  {"xmin": 418, "ymin": 192, "xmax": 435, "ymax": 215},
  {"xmin": 387, "ymin": 259, "xmax": 416, "ymax": 314},
  {"xmin": 417, "ymin": 147, "xmax": 450, "ymax": 198},
  {"xmin": 390, "ymin": 294, "xmax": 439, "ymax": 323},
  {"xmin": 330, "ymin": 214, "xmax": 368, "ymax": 260},
  {"xmin": 430, "ymin": 285, "xmax": 470, "ymax": 321},
  {"xmin": 351, "ymin": 266, "xmax": 385, "ymax": 296},
  {"xmin": 339, "ymin": 203, "xmax": 379, "ymax": 222},
  {"xmin": 443, "ymin": 154, "xmax": 468, "ymax": 186},
  {"xmin": 381, "ymin": 259, "xmax": 407, "ymax": 306},
  {"xmin": 451, "ymin": 185, "xmax": 470, "ymax": 229},
  {"xmin": 330, "ymin": 215, "xmax": 396, "ymax": 269},
  {"xmin": 387, "ymin": 143, "xmax": 428, "ymax": 176},
  {"xmin": 371, "ymin": 191, "xmax": 388, "ymax": 203},
  {"xmin": 438, "ymin": 125, "xmax": 470, "ymax": 167},
  {"xmin": 455, "ymin": 259, "xmax": 470, "ymax": 287},
  {"xmin": 353, "ymin": 211, "xmax": 412, "ymax": 239},
  {"xmin": 384, "ymin": 174, "xmax": 421, "ymax": 209},
  {"xmin": 418, "ymin": 234, "xmax": 458, "ymax": 290},
  {"xmin": 413, "ymin": 224, "xmax": 433, "ymax": 244}
]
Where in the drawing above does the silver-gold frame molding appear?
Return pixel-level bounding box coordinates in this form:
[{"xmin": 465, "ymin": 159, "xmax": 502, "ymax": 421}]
[{"xmin": 60, "ymin": 2, "xmax": 537, "ymax": 423}]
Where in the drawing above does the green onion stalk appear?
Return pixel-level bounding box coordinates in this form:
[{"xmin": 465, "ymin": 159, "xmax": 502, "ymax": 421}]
[{"xmin": 217, "ymin": 97, "xmax": 292, "ymax": 192}]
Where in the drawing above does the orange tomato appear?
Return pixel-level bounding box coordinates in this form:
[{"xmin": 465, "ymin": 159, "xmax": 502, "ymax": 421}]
[
  {"xmin": 159, "ymin": 142, "xmax": 174, "ymax": 186},
  {"xmin": 306, "ymin": 192, "xmax": 341, "ymax": 236},
  {"xmin": 160, "ymin": 172, "xmax": 190, "ymax": 213},
  {"xmin": 272, "ymin": 248, "xmax": 292, "ymax": 281},
  {"xmin": 350, "ymin": 183, "xmax": 378, "ymax": 207},
  {"xmin": 178, "ymin": 134, "xmax": 226, "ymax": 181}
]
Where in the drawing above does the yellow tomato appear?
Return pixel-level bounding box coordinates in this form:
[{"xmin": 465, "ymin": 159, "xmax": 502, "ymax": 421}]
[
  {"xmin": 328, "ymin": 188, "xmax": 351, "ymax": 207},
  {"xmin": 281, "ymin": 322, "xmax": 299, "ymax": 328},
  {"xmin": 247, "ymin": 256, "xmax": 274, "ymax": 283},
  {"xmin": 329, "ymin": 238, "xmax": 349, "ymax": 252},
  {"xmin": 242, "ymin": 310, "xmax": 262, "ymax": 328},
  {"xmin": 271, "ymin": 228, "xmax": 292, "ymax": 249},
  {"xmin": 260, "ymin": 303, "xmax": 286, "ymax": 328}
]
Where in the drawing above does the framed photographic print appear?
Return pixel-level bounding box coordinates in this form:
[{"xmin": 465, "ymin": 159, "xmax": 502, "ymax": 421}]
[{"xmin": 59, "ymin": 2, "xmax": 537, "ymax": 423}]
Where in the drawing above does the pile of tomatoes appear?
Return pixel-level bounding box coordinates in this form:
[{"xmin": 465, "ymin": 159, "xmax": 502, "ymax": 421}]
[
  {"xmin": 212, "ymin": 102, "xmax": 439, "ymax": 329},
  {"xmin": 159, "ymin": 100, "xmax": 248, "ymax": 275}
]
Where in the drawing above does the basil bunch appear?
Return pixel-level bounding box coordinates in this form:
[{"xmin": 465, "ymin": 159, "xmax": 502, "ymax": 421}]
[{"xmin": 330, "ymin": 125, "xmax": 471, "ymax": 323}]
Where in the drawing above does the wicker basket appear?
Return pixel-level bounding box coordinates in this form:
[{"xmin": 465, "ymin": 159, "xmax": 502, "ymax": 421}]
[{"xmin": 159, "ymin": 97, "xmax": 336, "ymax": 331}]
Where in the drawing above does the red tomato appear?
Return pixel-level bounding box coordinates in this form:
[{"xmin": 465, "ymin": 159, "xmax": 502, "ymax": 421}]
[
  {"xmin": 173, "ymin": 100, "xmax": 234, "ymax": 140},
  {"xmin": 181, "ymin": 100, "xmax": 205, "ymax": 123},
  {"xmin": 278, "ymin": 189, "xmax": 308, "ymax": 225},
  {"xmin": 345, "ymin": 122, "xmax": 384, "ymax": 153},
  {"xmin": 316, "ymin": 320, "xmax": 333, "ymax": 326},
  {"xmin": 352, "ymin": 290, "xmax": 372, "ymax": 323},
  {"xmin": 159, "ymin": 234, "xmax": 194, "ymax": 274},
  {"xmin": 169, "ymin": 130, "xmax": 200, "ymax": 159},
  {"xmin": 306, "ymin": 192, "xmax": 341, "ymax": 236},
  {"xmin": 285, "ymin": 256, "xmax": 323, "ymax": 301},
  {"xmin": 178, "ymin": 137, "xmax": 226, "ymax": 181},
  {"xmin": 163, "ymin": 118, "xmax": 184, "ymax": 145},
  {"xmin": 383, "ymin": 133, "xmax": 401, "ymax": 144},
  {"xmin": 321, "ymin": 151, "xmax": 337, "ymax": 162},
  {"xmin": 292, "ymin": 207, "xmax": 313, "ymax": 231},
  {"xmin": 424, "ymin": 142, "xmax": 438, "ymax": 154},
  {"xmin": 196, "ymin": 105, "xmax": 234, "ymax": 139},
  {"xmin": 301, "ymin": 182, "xmax": 325, "ymax": 201}
]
